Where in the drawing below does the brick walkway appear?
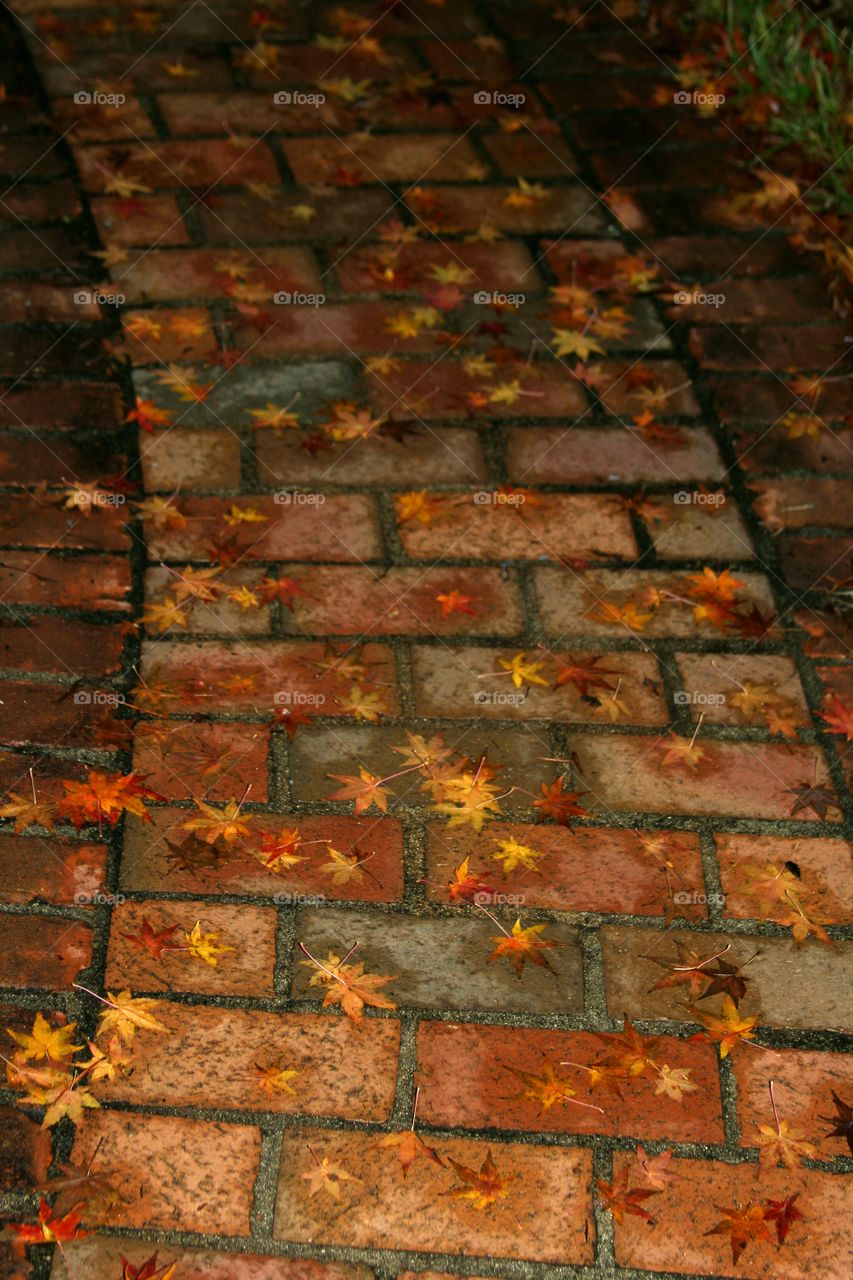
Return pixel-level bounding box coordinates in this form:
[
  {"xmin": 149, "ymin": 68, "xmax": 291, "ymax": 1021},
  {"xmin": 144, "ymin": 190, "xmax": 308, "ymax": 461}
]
[{"xmin": 0, "ymin": 2, "xmax": 851, "ymax": 1278}]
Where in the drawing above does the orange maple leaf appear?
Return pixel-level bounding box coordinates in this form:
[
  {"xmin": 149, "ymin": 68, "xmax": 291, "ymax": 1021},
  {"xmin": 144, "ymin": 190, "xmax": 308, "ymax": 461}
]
[{"xmin": 490, "ymin": 918, "xmax": 559, "ymax": 977}]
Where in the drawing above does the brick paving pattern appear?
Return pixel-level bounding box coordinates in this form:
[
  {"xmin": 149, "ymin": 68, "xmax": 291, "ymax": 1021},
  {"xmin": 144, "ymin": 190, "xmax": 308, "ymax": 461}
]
[{"xmin": 0, "ymin": 1, "xmax": 851, "ymax": 1278}]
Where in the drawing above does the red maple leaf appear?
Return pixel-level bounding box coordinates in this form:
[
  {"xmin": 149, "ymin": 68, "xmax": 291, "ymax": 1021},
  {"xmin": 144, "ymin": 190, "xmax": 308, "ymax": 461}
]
[
  {"xmin": 533, "ymin": 778, "xmax": 588, "ymax": 825},
  {"xmin": 819, "ymin": 693, "xmax": 853, "ymax": 740}
]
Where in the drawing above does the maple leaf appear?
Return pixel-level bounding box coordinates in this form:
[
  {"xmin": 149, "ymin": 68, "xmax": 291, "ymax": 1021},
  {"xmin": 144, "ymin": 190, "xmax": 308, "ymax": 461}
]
[
  {"xmin": 705, "ymin": 1201, "xmax": 771, "ymax": 1264},
  {"xmin": 690, "ymin": 996, "xmax": 758, "ymax": 1057},
  {"xmin": 508, "ymin": 1061, "xmax": 578, "ymax": 1113},
  {"xmin": 184, "ymin": 921, "xmax": 234, "ymax": 966},
  {"xmin": 498, "ymin": 651, "xmax": 549, "ymax": 689},
  {"xmin": 652, "ymin": 1064, "xmax": 697, "ymax": 1101},
  {"xmin": 248, "ymin": 402, "xmax": 301, "ymax": 432},
  {"xmin": 491, "ymin": 836, "xmax": 544, "ymax": 873},
  {"xmin": 57, "ymin": 771, "xmax": 161, "ymax": 829},
  {"xmin": 6, "ymin": 1197, "xmax": 87, "ymax": 1244},
  {"xmin": 445, "ymin": 857, "xmax": 495, "ymax": 903},
  {"xmin": 635, "ymin": 1145, "xmax": 677, "ymax": 1189},
  {"xmin": 593, "ymin": 1018, "xmax": 660, "ymax": 1079},
  {"xmin": 686, "ymin": 567, "xmax": 745, "ymax": 605},
  {"xmin": 327, "ymin": 768, "xmax": 390, "ymax": 815},
  {"xmin": 95, "ymin": 990, "xmax": 168, "ymax": 1044},
  {"xmin": 733, "ymin": 860, "xmax": 830, "ymax": 945},
  {"xmin": 504, "ymin": 176, "xmax": 547, "ymax": 208},
  {"xmin": 820, "ymin": 693, "xmax": 853, "ymax": 740},
  {"xmin": 223, "ymin": 503, "xmax": 266, "ymax": 526},
  {"xmin": 756, "ymin": 1116, "xmax": 818, "ymax": 1173},
  {"xmin": 551, "ymin": 328, "xmax": 605, "ymax": 360},
  {"xmin": 786, "ymin": 781, "xmax": 837, "ymax": 820},
  {"xmin": 763, "ymin": 1193, "xmax": 804, "ymax": 1245},
  {"xmin": 121, "ymin": 918, "xmax": 181, "ymax": 960},
  {"xmin": 301, "ymin": 947, "xmax": 397, "ymax": 1025},
  {"xmin": 820, "ymin": 1089, "xmax": 853, "ymax": 1155},
  {"xmin": 255, "ymin": 575, "xmax": 309, "ymax": 609},
  {"xmin": 597, "ymin": 1168, "xmax": 659, "ymax": 1223},
  {"xmin": 395, "ymin": 490, "xmax": 444, "ymax": 524},
  {"xmin": 39, "ymin": 1077, "xmax": 101, "ymax": 1129},
  {"xmin": 435, "ymin": 589, "xmax": 477, "ymax": 618},
  {"xmin": 0, "ymin": 789, "xmax": 55, "ymax": 833},
  {"xmin": 34, "ymin": 1158, "xmax": 120, "ymax": 1217},
  {"xmin": 140, "ymin": 597, "xmax": 189, "ymax": 632},
  {"xmin": 318, "ymin": 846, "xmax": 370, "ymax": 885},
  {"xmin": 7, "ymin": 1013, "xmax": 80, "ymax": 1063},
  {"xmin": 255, "ymin": 1063, "xmax": 298, "ymax": 1095},
  {"xmin": 553, "ymin": 654, "xmax": 618, "ymax": 696},
  {"xmin": 729, "ymin": 682, "xmax": 782, "ymax": 721},
  {"xmin": 337, "ymin": 686, "xmax": 386, "ymax": 722},
  {"xmin": 587, "ymin": 600, "xmax": 653, "ymax": 632},
  {"xmin": 302, "ymin": 1149, "xmax": 363, "ymax": 1199},
  {"xmin": 371, "ymin": 1129, "xmax": 444, "ymax": 1176},
  {"xmin": 181, "ymin": 798, "xmax": 252, "ymax": 845},
  {"xmin": 118, "ymin": 1254, "xmax": 177, "ymax": 1280},
  {"xmin": 447, "ymin": 1150, "xmax": 512, "ymax": 1209},
  {"xmin": 533, "ymin": 778, "xmax": 588, "ymax": 825},
  {"xmin": 490, "ymin": 918, "xmax": 558, "ymax": 977},
  {"xmin": 654, "ymin": 733, "xmax": 706, "ymax": 770}
]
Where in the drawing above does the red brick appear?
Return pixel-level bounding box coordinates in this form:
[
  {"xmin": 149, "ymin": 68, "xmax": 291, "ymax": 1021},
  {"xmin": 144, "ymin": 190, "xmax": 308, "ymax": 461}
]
[
  {"xmin": 282, "ymin": 566, "xmax": 523, "ymax": 636},
  {"xmin": 0, "ymin": 553, "xmax": 130, "ymax": 610},
  {"xmin": 416, "ymin": 1022, "xmax": 724, "ymax": 1142},
  {"xmin": 674, "ymin": 654, "xmax": 809, "ymax": 727},
  {"xmin": 420, "ymin": 38, "xmax": 513, "ymax": 80},
  {"xmin": 648, "ymin": 233, "xmax": 797, "ymax": 278},
  {"xmin": 0, "ymin": 434, "xmax": 124, "ymax": 488},
  {"xmin": 732, "ymin": 1046, "xmax": 853, "ymax": 1156},
  {"xmin": 779, "ymin": 535, "xmax": 853, "ymax": 590},
  {"xmin": 0, "ymin": 180, "xmax": 80, "ymax": 223},
  {"xmin": 596, "ymin": 359, "xmax": 700, "ymax": 416},
  {"xmin": 0, "ymin": 1105, "xmax": 51, "ymax": 1193},
  {"xmin": 255, "ymin": 425, "xmax": 487, "ymax": 488},
  {"xmin": 750, "ymin": 477, "xmax": 853, "ymax": 530},
  {"xmin": 668, "ymin": 277, "xmax": 827, "ymax": 325},
  {"xmin": 119, "ymin": 246, "xmax": 318, "ymax": 302},
  {"xmin": 572, "ymin": 733, "xmax": 831, "ymax": 821},
  {"xmin": 71, "ymin": 1112, "xmax": 259, "ymax": 1235},
  {"xmin": 534, "ymin": 566, "xmax": 777, "ymax": 640},
  {"xmin": 75, "ymin": 139, "xmax": 279, "ymax": 193},
  {"xmin": 690, "ymin": 323, "xmax": 848, "ymax": 371},
  {"xmin": 710, "ymin": 374, "xmax": 850, "ymax": 425},
  {"xmin": 506, "ymin": 424, "xmax": 723, "ymax": 485},
  {"xmin": 144, "ymin": 494, "xmax": 381, "ymax": 562},
  {"xmin": 601, "ymin": 925, "xmax": 853, "ymax": 1032},
  {"xmin": 234, "ymin": 300, "xmax": 454, "ymax": 357},
  {"xmin": 715, "ymin": 833, "xmax": 853, "ymax": 926},
  {"xmin": 424, "ymin": 822, "xmax": 706, "ymax": 917},
  {"xmin": 334, "ymin": 240, "xmax": 537, "ymax": 295},
  {"xmin": 0, "ymin": 834, "xmax": 106, "ymax": 907},
  {"xmin": 120, "ymin": 307, "xmax": 218, "ymax": 365},
  {"xmin": 411, "ymin": 646, "xmax": 666, "ymax": 724},
  {"xmin": 405, "ymin": 183, "xmax": 605, "ymax": 235},
  {"xmin": 243, "ymin": 41, "xmax": 416, "ymax": 85},
  {"xmin": 144, "ymin": 566, "xmax": 274, "ymax": 635},
  {"xmin": 156, "ymin": 90, "xmax": 354, "ymax": 136},
  {"xmin": 0, "ymin": 914, "xmax": 92, "ymax": 989},
  {"xmin": 54, "ymin": 1241, "xmax": 370, "ymax": 1280},
  {"xmin": 397, "ymin": 493, "xmax": 638, "ymax": 561},
  {"xmin": 139, "ymin": 637, "xmax": 397, "ymax": 712},
  {"xmin": 121, "ymin": 808, "xmax": 404, "ymax": 903},
  {"xmin": 611, "ymin": 1153, "xmax": 852, "ymax": 1279},
  {"xmin": 282, "ymin": 134, "xmax": 481, "ymax": 183},
  {"xmin": 196, "ymin": 188, "xmax": 397, "ymax": 245},
  {"xmin": 0, "ymin": 615, "xmax": 126, "ymax": 676},
  {"xmin": 274, "ymin": 1127, "xmax": 594, "ymax": 1264},
  {"xmin": 367, "ymin": 356, "xmax": 590, "ymax": 419},
  {"xmin": 104, "ymin": 1004, "xmax": 399, "ymax": 1119},
  {"xmin": 0, "ymin": 679, "xmax": 124, "ymax": 753},
  {"xmin": 0, "ymin": 494, "xmax": 129, "ymax": 552},
  {"xmin": 132, "ymin": 720, "xmax": 269, "ymax": 802},
  {"xmin": 105, "ymin": 900, "xmax": 277, "ymax": 997},
  {"xmin": 0, "ymin": 382, "xmax": 122, "ymax": 431},
  {"xmin": 90, "ymin": 194, "xmax": 191, "ymax": 247},
  {"xmin": 483, "ymin": 131, "xmax": 578, "ymax": 177},
  {"xmin": 0, "ymin": 282, "xmax": 99, "ymax": 323},
  {"xmin": 53, "ymin": 95, "xmax": 154, "ymax": 141}
]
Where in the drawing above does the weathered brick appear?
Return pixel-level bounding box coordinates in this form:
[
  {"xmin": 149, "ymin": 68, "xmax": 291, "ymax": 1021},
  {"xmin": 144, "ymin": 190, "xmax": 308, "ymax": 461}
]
[
  {"xmin": 282, "ymin": 134, "xmax": 481, "ymax": 183},
  {"xmin": 0, "ymin": 834, "xmax": 107, "ymax": 907},
  {"xmin": 255, "ymin": 424, "xmax": 488, "ymax": 487},
  {"xmin": 714, "ymin": 833, "xmax": 853, "ymax": 925},
  {"xmin": 416, "ymin": 1022, "xmax": 724, "ymax": 1141},
  {"xmin": 53, "ymin": 1242, "xmax": 370, "ymax": 1280},
  {"xmin": 274, "ymin": 1127, "xmax": 594, "ymax": 1263},
  {"xmin": 0, "ymin": 552, "xmax": 130, "ymax": 609},
  {"xmin": 506, "ymin": 424, "xmax": 724, "ymax": 485},
  {"xmin": 71, "ymin": 1111, "xmax": 259, "ymax": 1234},
  {"xmin": 0, "ymin": 913, "xmax": 92, "ymax": 989},
  {"xmin": 600, "ymin": 926, "xmax": 853, "ymax": 1031},
  {"xmin": 292, "ymin": 906, "xmax": 583, "ymax": 1015},
  {"xmin": 105, "ymin": 900, "xmax": 277, "ymax": 996}
]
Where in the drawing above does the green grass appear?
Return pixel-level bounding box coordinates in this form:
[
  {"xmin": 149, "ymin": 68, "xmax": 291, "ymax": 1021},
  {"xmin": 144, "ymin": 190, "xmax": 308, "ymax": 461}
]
[{"xmin": 683, "ymin": 0, "xmax": 852, "ymax": 217}]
